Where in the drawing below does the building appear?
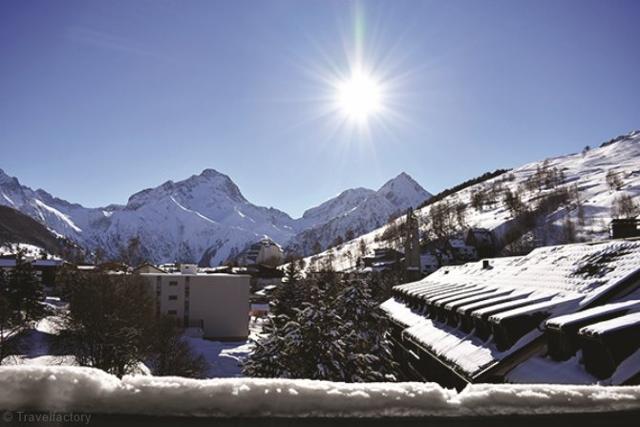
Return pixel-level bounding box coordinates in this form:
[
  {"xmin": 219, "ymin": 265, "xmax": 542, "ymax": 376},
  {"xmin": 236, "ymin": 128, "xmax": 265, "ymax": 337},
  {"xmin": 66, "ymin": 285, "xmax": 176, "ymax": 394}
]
[
  {"xmin": 381, "ymin": 239, "xmax": 640, "ymax": 388},
  {"xmin": 141, "ymin": 264, "xmax": 250, "ymax": 340},
  {"xmin": 611, "ymin": 218, "xmax": 640, "ymax": 239},
  {"xmin": 362, "ymin": 248, "xmax": 404, "ymax": 272},
  {"xmin": 239, "ymin": 238, "xmax": 284, "ymax": 267},
  {"xmin": 448, "ymin": 238, "xmax": 477, "ymax": 262},
  {"xmin": 465, "ymin": 228, "xmax": 497, "ymax": 258},
  {"xmin": 0, "ymin": 254, "xmax": 65, "ymax": 287},
  {"xmin": 133, "ymin": 262, "xmax": 167, "ymax": 274}
]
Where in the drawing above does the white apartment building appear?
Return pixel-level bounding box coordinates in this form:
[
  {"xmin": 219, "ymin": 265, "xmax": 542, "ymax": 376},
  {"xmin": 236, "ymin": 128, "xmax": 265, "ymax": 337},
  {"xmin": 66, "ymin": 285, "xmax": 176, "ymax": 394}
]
[{"xmin": 141, "ymin": 265, "xmax": 250, "ymax": 340}]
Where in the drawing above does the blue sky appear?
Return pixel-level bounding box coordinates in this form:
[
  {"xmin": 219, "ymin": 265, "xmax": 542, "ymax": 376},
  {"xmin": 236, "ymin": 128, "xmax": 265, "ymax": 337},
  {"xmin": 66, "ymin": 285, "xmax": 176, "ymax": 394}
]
[{"xmin": 1, "ymin": 0, "xmax": 639, "ymax": 217}]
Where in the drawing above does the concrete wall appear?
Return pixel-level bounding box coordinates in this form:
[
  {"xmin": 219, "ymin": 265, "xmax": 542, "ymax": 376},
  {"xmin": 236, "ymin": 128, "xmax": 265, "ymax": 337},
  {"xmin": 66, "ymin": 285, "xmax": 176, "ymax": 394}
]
[{"xmin": 141, "ymin": 273, "xmax": 250, "ymax": 340}]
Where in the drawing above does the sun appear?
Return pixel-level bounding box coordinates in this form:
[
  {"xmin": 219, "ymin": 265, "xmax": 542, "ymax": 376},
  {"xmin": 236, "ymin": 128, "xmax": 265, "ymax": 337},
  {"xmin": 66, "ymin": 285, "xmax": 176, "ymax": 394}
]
[{"xmin": 336, "ymin": 69, "xmax": 383, "ymax": 122}]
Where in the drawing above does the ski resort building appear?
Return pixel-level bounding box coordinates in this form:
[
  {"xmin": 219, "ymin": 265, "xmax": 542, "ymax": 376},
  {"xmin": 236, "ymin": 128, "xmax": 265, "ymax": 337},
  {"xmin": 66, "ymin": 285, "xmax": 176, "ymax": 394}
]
[
  {"xmin": 238, "ymin": 238, "xmax": 284, "ymax": 267},
  {"xmin": 141, "ymin": 265, "xmax": 250, "ymax": 340},
  {"xmin": 381, "ymin": 239, "xmax": 640, "ymax": 388}
]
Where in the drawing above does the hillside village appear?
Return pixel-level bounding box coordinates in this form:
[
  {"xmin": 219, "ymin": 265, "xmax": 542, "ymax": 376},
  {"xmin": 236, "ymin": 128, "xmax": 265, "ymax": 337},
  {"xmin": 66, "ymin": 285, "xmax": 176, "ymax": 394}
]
[
  {"xmin": 299, "ymin": 130, "xmax": 640, "ymax": 275},
  {"xmin": 1, "ymin": 130, "xmax": 640, "ymax": 391}
]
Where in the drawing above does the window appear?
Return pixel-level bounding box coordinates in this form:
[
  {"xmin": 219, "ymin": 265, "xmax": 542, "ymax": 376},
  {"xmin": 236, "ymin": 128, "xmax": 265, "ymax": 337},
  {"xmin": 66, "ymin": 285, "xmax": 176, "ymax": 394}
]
[
  {"xmin": 169, "ymin": 281, "xmax": 178, "ymax": 286},
  {"xmin": 168, "ymin": 295, "xmax": 178, "ymax": 301}
]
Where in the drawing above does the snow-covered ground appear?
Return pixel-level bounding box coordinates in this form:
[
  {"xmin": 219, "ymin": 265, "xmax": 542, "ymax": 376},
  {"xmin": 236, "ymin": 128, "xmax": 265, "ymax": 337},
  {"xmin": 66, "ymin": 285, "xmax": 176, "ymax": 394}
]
[
  {"xmin": 0, "ymin": 364, "xmax": 638, "ymax": 417},
  {"xmin": 0, "ymin": 300, "xmax": 264, "ymax": 379},
  {"xmin": 0, "ymin": 243, "xmax": 59, "ymax": 259},
  {"xmin": 186, "ymin": 317, "xmax": 265, "ymax": 378}
]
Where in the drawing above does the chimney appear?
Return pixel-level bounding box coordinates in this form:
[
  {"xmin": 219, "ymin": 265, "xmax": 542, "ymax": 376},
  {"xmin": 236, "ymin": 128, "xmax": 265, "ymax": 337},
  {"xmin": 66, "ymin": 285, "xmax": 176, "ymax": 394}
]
[{"xmin": 482, "ymin": 260, "xmax": 491, "ymax": 270}]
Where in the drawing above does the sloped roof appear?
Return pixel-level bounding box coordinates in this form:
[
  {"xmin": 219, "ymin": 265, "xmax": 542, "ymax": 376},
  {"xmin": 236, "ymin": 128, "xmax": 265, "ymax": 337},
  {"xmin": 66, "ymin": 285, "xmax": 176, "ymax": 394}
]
[{"xmin": 381, "ymin": 239, "xmax": 640, "ymax": 381}]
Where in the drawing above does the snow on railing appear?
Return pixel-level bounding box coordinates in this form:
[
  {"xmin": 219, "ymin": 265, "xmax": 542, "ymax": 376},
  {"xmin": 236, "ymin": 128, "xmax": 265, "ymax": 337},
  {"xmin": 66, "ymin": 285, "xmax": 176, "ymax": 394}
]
[{"xmin": 0, "ymin": 366, "xmax": 639, "ymax": 417}]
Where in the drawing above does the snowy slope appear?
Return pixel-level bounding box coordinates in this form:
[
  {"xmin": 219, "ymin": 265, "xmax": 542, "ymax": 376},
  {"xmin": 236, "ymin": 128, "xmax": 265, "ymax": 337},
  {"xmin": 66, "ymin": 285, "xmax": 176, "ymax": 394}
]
[
  {"xmin": 300, "ymin": 130, "xmax": 640, "ymax": 272},
  {"xmin": 287, "ymin": 173, "xmax": 431, "ymax": 255},
  {"xmin": 0, "ymin": 167, "xmax": 430, "ymax": 266}
]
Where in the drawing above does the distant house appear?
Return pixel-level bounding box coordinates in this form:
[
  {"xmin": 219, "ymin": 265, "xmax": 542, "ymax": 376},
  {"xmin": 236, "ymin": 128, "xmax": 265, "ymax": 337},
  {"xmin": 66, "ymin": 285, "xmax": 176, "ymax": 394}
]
[
  {"xmin": 419, "ymin": 252, "xmax": 440, "ymax": 275},
  {"xmin": 449, "ymin": 238, "xmax": 477, "ymax": 262},
  {"xmin": 466, "ymin": 228, "xmax": 497, "ymax": 258},
  {"xmin": 247, "ymin": 264, "xmax": 284, "ymax": 290},
  {"xmin": 611, "ymin": 218, "xmax": 640, "ymax": 239},
  {"xmin": 133, "ymin": 262, "xmax": 167, "ymax": 274},
  {"xmin": 0, "ymin": 254, "xmax": 65, "ymax": 287},
  {"xmin": 238, "ymin": 238, "xmax": 284, "ymax": 267},
  {"xmin": 381, "ymin": 239, "xmax": 640, "ymax": 388},
  {"xmin": 140, "ymin": 264, "xmax": 250, "ymax": 340},
  {"xmin": 362, "ymin": 248, "xmax": 404, "ymax": 272}
]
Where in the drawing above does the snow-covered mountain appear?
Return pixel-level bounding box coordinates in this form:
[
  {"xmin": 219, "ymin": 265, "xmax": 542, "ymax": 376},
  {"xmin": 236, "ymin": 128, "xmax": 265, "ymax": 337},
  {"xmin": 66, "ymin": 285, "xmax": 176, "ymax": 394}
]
[
  {"xmin": 0, "ymin": 167, "xmax": 430, "ymax": 266},
  {"xmin": 299, "ymin": 130, "xmax": 640, "ymax": 272},
  {"xmin": 287, "ymin": 173, "xmax": 432, "ymax": 255}
]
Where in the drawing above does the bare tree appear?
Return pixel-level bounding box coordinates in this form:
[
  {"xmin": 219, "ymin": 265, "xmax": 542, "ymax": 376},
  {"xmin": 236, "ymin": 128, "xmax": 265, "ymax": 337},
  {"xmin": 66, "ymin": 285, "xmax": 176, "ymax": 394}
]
[
  {"xmin": 606, "ymin": 170, "xmax": 623, "ymax": 191},
  {"xmin": 58, "ymin": 272, "xmax": 155, "ymax": 377},
  {"xmin": 612, "ymin": 194, "xmax": 638, "ymax": 219}
]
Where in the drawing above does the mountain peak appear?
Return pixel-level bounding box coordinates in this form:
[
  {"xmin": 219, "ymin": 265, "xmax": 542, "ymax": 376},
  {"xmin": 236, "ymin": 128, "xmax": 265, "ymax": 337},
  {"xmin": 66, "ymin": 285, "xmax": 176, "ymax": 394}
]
[
  {"xmin": 377, "ymin": 172, "xmax": 431, "ymax": 209},
  {"xmin": 200, "ymin": 168, "xmax": 223, "ymax": 178},
  {"xmin": 0, "ymin": 169, "xmax": 21, "ymax": 188}
]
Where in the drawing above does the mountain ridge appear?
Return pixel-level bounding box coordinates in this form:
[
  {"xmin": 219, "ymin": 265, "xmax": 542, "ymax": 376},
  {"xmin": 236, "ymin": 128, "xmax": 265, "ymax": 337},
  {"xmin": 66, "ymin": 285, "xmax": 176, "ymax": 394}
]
[{"xmin": 0, "ymin": 167, "xmax": 431, "ymax": 265}]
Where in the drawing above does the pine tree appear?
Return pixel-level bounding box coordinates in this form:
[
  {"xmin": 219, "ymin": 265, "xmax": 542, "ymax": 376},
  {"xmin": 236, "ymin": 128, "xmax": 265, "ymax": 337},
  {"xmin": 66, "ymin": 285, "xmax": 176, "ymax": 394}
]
[
  {"xmin": 337, "ymin": 280, "xmax": 398, "ymax": 382},
  {"xmin": 271, "ymin": 260, "xmax": 303, "ymax": 322},
  {"xmin": 243, "ymin": 277, "xmax": 399, "ymax": 382}
]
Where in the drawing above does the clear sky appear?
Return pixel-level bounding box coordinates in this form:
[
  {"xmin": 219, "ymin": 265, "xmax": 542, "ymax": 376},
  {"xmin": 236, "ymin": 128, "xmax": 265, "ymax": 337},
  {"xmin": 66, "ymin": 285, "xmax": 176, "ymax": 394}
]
[{"xmin": 1, "ymin": 0, "xmax": 639, "ymax": 218}]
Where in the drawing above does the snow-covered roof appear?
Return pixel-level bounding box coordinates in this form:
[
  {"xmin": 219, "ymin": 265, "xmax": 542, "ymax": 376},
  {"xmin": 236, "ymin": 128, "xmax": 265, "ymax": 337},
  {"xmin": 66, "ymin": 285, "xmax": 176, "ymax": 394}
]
[
  {"xmin": 546, "ymin": 300, "xmax": 640, "ymax": 331},
  {"xmin": 382, "ymin": 239, "xmax": 640, "ymax": 381},
  {"xmin": 578, "ymin": 312, "xmax": 640, "ymax": 337}
]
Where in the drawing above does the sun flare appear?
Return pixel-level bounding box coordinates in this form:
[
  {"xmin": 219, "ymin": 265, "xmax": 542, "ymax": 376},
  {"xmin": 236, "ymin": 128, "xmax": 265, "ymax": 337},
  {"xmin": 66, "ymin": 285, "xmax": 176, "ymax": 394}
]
[{"xmin": 336, "ymin": 69, "xmax": 383, "ymax": 122}]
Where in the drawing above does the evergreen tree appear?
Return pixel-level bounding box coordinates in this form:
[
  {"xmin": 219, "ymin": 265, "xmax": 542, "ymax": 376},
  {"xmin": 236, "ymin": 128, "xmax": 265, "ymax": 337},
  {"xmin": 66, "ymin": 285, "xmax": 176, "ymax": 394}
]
[
  {"xmin": 337, "ymin": 280, "xmax": 398, "ymax": 382},
  {"xmin": 271, "ymin": 259, "xmax": 303, "ymax": 322},
  {"xmin": 244, "ymin": 276, "xmax": 399, "ymax": 382},
  {"xmin": 244, "ymin": 286, "xmax": 347, "ymax": 380}
]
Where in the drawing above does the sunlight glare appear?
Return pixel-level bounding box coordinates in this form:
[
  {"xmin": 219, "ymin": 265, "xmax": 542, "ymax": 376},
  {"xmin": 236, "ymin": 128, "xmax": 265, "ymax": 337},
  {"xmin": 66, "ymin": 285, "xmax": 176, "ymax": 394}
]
[{"xmin": 336, "ymin": 69, "xmax": 383, "ymax": 122}]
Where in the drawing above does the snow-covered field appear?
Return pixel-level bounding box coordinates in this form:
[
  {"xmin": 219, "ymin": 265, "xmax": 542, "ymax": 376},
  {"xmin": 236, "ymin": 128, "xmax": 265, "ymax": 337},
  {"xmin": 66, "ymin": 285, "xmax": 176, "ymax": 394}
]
[
  {"xmin": 1, "ymin": 301, "xmax": 264, "ymax": 379},
  {"xmin": 0, "ymin": 364, "xmax": 638, "ymax": 417}
]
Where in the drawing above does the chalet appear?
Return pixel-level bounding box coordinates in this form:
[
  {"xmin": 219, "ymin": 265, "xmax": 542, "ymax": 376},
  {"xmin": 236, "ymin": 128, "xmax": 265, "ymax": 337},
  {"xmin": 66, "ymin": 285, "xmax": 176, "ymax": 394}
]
[
  {"xmin": 362, "ymin": 248, "xmax": 404, "ymax": 272},
  {"xmin": 381, "ymin": 239, "xmax": 640, "ymax": 388}
]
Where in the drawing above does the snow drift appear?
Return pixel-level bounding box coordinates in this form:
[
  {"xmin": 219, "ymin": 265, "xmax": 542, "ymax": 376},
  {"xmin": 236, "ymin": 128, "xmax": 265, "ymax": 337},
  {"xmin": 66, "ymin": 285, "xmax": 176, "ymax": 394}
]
[{"xmin": 0, "ymin": 366, "xmax": 639, "ymax": 417}]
